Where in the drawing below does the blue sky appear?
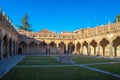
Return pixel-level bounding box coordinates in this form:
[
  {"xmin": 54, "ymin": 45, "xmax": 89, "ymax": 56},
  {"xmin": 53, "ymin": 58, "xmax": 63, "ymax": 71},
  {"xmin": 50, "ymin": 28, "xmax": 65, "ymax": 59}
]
[{"xmin": 0, "ymin": 0, "xmax": 120, "ymax": 33}]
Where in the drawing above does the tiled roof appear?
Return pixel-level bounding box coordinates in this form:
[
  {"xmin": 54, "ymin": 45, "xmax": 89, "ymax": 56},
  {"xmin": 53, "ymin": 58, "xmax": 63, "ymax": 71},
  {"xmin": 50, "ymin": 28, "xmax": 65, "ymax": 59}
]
[{"xmin": 39, "ymin": 29, "xmax": 53, "ymax": 33}]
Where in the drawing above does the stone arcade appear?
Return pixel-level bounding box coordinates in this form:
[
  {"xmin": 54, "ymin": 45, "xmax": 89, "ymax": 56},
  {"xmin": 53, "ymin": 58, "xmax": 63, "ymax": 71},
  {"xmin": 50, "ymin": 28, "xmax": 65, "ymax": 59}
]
[{"xmin": 0, "ymin": 9, "xmax": 120, "ymax": 60}]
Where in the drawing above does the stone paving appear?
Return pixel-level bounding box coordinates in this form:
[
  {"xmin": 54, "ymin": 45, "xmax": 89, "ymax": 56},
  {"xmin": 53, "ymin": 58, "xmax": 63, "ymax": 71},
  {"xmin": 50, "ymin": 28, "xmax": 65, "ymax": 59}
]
[
  {"xmin": 0, "ymin": 55, "xmax": 26, "ymax": 78},
  {"xmin": 75, "ymin": 64, "xmax": 120, "ymax": 78}
]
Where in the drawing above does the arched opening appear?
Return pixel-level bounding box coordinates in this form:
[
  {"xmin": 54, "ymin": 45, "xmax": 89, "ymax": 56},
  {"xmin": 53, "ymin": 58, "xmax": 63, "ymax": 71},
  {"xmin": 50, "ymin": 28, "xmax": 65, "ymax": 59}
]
[
  {"xmin": 29, "ymin": 41, "xmax": 37, "ymax": 54},
  {"xmin": 13, "ymin": 41, "xmax": 15, "ymax": 55},
  {"xmin": 113, "ymin": 36, "xmax": 120, "ymax": 57},
  {"xmin": 39, "ymin": 41, "xmax": 47, "ymax": 55},
  {"xmin": 3, "ymin": 35, "xmax": 8, "ymax": 58},
  {"xmin": 18, "ymin": 41, "xmax": 27, "ymax": 54},
  {"xmin": 68, "ymin": 42, "xmax": 75, "ymax": 54},
  {"xmin": 15, "ymin": 42, "xmax": 18, "ymax": 54},
  {"xmin": 100, "ymin": 38, "xmax": 110, "ymax": 56},
  {"xmin": 9, "ymin": 39, "xmax": 12, "ymax": 56},
  {"xmin": 59, "ymin": 42, "xmax": 66, "ymax": 54},
  {"xmin": 76, "ymin": 42, "xmax": 81, "ymax": 54},
  {"xmin": 49, "ymin": 42, "xmax": 57, "ymax": 54},
  {"xmin": 90, "ymin": 40, "xmax": 97, "ymax": 56},
  {"xmin": 82, "ymin": 41, "xmax": 88, "ymax": 55}
]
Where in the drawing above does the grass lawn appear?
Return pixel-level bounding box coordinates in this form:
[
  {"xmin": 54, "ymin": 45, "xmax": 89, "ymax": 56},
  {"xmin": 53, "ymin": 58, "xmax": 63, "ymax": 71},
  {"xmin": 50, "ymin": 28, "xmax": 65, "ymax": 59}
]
[
  {"xmin": 89, "ymin": 63, "xmax": 120, "ymax": 75},
  {"xmin": 17, "ymin": 60, "xmax": 69, "ymax": 65},
  {"xmin": 72, "ymin": 56, "xmax": 117, "ymax": 64},
  {"xmin": 1, "ymin": 67, "xmax": 119, "ymax": 80},
  {"xmin": 17, "ymin": 56, "xmax": 69, "ymax": 65},
  {"xmin": 23, "ymin": 56, "xmax": 56, "ymax": 60}
]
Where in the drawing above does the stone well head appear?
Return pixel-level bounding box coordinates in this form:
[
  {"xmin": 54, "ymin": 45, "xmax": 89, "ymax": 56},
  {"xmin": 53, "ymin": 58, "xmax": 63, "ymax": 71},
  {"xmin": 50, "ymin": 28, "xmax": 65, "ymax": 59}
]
[{"xmin": 58, "ymin": 54, "xmax": 75, "ymax": 64}]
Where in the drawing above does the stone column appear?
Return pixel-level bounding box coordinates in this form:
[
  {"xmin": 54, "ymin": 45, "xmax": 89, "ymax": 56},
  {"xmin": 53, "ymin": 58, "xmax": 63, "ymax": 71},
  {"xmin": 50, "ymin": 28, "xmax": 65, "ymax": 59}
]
[
  {"xmin": 0, "ymin": 39, "xmax": 3, "ymax": 60},
  {"xmin": 27, "ymin": 43, "xmax": 29, "ymax": 55},
  {"xmin": 69, "ymin": 45, "xmax": 72, "ymax": 54},
  {"xmin": 88, "ymin": 43, "xmax": 90, "ymax": 56},
  {"xmin": 11, "ymin": 41, "xmax": 13, "ymax": 56},
  {"xmin": 80, "ymin": 43, "xmax": 83, "ymax": 55},
  {"xmin": 13, "ymin": 42, "xmax": 15, "ymax": 55},
  {"xmin": 66, "ymin": 43, "xmax": 68, "ymax": 54},
  {"xmin": 15, "ymin": 43, "xmax": 16, "ymax": 55},
  {"xmin": 74, "ymin": 43, "xmax": 77, "ymax": 54},
  {"xmin": 109, "ymin": 42, "xmax": 113, "ymax": 58},
  {"xmin": 79, "ymin": 44, "xmax": 81, "ymax": 54},
  {"xmin": 56, "ymin": 43, "xmax": 59, "ymax": 48},
  {"xmin": 47, "ymin": 44, "xmax": 50, "ymax": 55},
  {"xmin": 16, "ymin": 43, "xmax": 18, "ymax": 54},
  {"xmin": 56, "ymin": 43, "xmax": 59, "ymax": 54},
  {"xmin": 7, "ymin": 39, "xmax": 9, "ymax": 57},
  {"xmin": 97, "ymin": 42, "xmax": 100, "ymax": 56},
  {"xmin": 37, "ymin": 43, "xmax": 39, "ymax": 54}
]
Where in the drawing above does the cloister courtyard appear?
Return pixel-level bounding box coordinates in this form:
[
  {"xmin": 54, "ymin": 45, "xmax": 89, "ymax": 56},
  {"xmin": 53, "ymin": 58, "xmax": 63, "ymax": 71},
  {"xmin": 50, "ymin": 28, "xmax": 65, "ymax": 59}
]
[
  {"xmin": 1, "ymin": 54, "xmax": 120, "ymax": 80},
  {"xmin": 0, "ymin": 0, "xmax": 120, "ymax": 79}
]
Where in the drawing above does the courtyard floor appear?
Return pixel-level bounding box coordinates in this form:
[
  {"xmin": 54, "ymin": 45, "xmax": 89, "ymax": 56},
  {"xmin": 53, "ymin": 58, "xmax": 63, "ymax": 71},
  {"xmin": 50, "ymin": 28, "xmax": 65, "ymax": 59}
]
[{"xmin": 1, "ymin": 54, "xmax": 120, "ymax": 80}]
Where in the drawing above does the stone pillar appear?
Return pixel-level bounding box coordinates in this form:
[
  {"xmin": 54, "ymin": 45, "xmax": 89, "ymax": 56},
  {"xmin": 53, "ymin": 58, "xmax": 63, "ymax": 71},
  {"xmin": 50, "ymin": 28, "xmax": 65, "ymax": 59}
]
[
  {"xmin": 13, "ymin": 43, "xmax": 14, "ymax": 55},
  {"xmin": 97, "ymin": 42, "xmax": 100, "ymax": 56},
  {"xmin": 37, "ymin": 43, "xmax": 39, "ymax": 54},
  {"xmin": 79, "ymin": 44, "xmax": 81, "ymax": 54},
  {"xmin": 88, "ymin": 43, "xmax": 90, "ymax": 56},
  {"xmin": 66, "ymin": 43, "xmax": 68, "ymax": 54},
  {"xmin": 11, "ymin": 41, "xmax": 13, "ymax": 56},
  {"xmin": 74, "ymin": 43, "xmax": 77, "ymax": 54},
  {"xmin": 0, "ymin": 39, "xmax": 3, "ymax": 60},
  {"xmin": 109, "ymin": 42, "xmax": 113, "ymax": 58},
  {"xmin": 16, "ymin": 43, "xmax": 18, "ymax": 54},
  {"xmin": 15, "ymin": 43, "xmax": 16, "ymax": 55},
  {"xmin": 7, "ymin": 39, "xmax": 9, "ymax": 57},
  {"xmin": 56, "ymin": 43, "xmax": 59, "ymax": 54},
  {"xmin": 80, "ymin": 44, "xmax": 83, "ymax": 55},
  {"xmin": 56, "ymin": 43, "xmax": 59, "ymax": 48},
  {"xmin": 70, "ymin": 45, "xmax": 72, "ymax": 54},
  {"xmin": 27, "ymin": 43, "xmax": 29, "ymax": 55},
  {"xmin": 47, "ymin": 44, "xmax": 50, "ymax": 55}
]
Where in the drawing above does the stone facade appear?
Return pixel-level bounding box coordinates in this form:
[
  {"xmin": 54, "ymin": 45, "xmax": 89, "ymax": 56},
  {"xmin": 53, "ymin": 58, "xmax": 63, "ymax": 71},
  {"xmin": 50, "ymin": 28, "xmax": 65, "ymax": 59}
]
[
  {"xmin": 0, "ymin": 10, "xmax": 19, "ymax": 60},
  {"xmin": 18, "ymin": 21, "xmax": 120, "ymax": 58},
  {"xmin": 0, "ymin": 9, "xmax": 120, "ymax": 60}
]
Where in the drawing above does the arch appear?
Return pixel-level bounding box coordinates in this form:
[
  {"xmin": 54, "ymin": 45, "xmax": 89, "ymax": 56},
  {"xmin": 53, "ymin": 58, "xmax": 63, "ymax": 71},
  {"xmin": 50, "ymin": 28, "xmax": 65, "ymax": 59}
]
[
  {"xmin": 49, "ymin": 42, "xmax": 57, "ymax": 54},
  {"xmin": 3, "ymin": 35, "xmax": 8, "ymax": 58},
  {"xmin": 9, "ymin": 38, "xmax": 12, "ymax": 56},
  {"xmin": 49, "ymin": 42, "xmax": 56, "ymax": 47},
  {"xmin": 82, "ymin": 41, "xmax": 88, "ymax": 55},
  {"xmin": 29, "ymin": 41, "xmax": 37, "ymax": 54},
  {"xmin": 90, "ymin": 40, "xmax": 97, "ymax": 56},
  {"xmin": 18, "ymin": 41, "xmax": 27, "ymax": 54},
  {"xmin": 58, "ymin": 42, "xmax": 66, "ymax": 54},
  {"xmin": 68, "ymin": 42, "xmax": 75, "ymax": 54},
  {"xmin": 39, "ymin": 41, "xmax": 47, "ymax": 54},
  {"xmin": 100, "ymin": 38, "xmax": 110, "ymax": 56},
  {"xmin": 113, "ymin": 36, "xmax": 120, "ymax": 57}
]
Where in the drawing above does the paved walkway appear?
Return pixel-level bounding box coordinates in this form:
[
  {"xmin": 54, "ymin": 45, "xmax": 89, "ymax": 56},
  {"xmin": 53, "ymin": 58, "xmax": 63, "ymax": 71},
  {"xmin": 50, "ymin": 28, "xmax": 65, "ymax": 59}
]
[
  {"xmin": 82, "ymin": 62, "xmax": 120, "ymax": 66},
  {"xmin": 0, "ymin": 55, "xmax": 25, "ymax": 78},
  {"xmin": 75, "ymin": 64, "xmax": 120, "ymax": 78}
]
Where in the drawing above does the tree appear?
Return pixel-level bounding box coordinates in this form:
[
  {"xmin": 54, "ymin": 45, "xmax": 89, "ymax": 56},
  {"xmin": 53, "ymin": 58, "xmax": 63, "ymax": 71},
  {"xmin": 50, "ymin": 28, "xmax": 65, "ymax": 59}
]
[
  {"xmin": 115, "ymin": 14, "xmax": 120, "ymax": 22},
  {"xmin": 18, "ymin": 14, "xmax": 33, "ymax": 31}
]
